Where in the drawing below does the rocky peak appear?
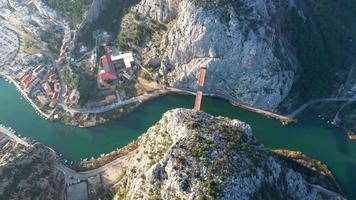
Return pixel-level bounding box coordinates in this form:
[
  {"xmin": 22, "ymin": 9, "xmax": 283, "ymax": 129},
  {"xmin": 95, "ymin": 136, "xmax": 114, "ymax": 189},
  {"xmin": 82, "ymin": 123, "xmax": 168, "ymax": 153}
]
[
  {"xmin": 113, "ymin": 109, "xmax": 345, "ymax": 200},
  {"xmin": 119, "ymin": 0, "xmax": 298, "ymax": 110}
]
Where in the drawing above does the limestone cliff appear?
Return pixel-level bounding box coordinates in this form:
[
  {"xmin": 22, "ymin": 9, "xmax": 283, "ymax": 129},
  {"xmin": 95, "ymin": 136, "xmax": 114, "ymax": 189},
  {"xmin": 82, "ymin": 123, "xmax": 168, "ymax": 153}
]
[
  {"xmin": 0, "ymin": 143, "xmax": 65, "ymax": 200},
  {"xmin": 73, "ymin": 0, "xmax": 139, "ymax": 47},
  {"xmin": 119, "ymin": 0, "xmax": 297, "ymax": 110},
  {"xmin": 112, "ymin": 109, "xmax": 345, "ymax": 200}
]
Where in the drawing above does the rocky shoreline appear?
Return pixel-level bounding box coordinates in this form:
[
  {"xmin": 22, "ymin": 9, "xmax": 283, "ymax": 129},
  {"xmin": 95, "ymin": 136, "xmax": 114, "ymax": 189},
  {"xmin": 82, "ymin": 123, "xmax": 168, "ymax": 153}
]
[{"xmin": 107, "ymin": 109, "xmax": 346, "ymax": 199}]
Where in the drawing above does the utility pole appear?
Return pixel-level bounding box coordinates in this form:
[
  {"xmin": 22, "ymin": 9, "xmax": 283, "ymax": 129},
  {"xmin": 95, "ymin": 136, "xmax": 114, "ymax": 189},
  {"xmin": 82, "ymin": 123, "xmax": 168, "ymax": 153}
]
[{"xmin": 194, "ymin": 67, "xmax": 207, "ymax": 111}]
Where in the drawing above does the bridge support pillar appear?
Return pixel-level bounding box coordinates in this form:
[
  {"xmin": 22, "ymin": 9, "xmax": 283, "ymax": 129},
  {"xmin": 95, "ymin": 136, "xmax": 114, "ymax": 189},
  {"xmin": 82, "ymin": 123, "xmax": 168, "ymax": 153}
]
[{"xmin": 194, "ymin": 67, "xmax": 207, "ymax": 111}]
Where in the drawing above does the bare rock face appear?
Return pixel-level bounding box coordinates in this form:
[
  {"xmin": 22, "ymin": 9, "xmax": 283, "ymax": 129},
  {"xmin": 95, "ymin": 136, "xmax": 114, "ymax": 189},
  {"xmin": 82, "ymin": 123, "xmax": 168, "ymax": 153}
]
[
  {"xmin": 125, "ymin": 0, "xmax": 298, "ymax": 110},
  {"xmin": 73, "ymin": 0, "xmax": 109, "ymax": 44},
  {"xmin": 0, "ymin": 143, "xmax": 65, "ymax": 200},
  {"xmin": 114, "ymin": 109, "xmax": 345, "ymax": 200}
]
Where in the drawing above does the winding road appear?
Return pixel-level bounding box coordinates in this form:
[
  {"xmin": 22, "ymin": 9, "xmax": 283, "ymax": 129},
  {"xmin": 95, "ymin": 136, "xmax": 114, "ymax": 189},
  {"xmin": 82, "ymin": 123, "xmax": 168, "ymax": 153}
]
[
  {"xmin": 1, "ymin": 122, "xmax": 128, "ymax": 185},
  {"xmin": 287, "ymin": 98, "xmax": 356, "ymax": 118},
  {"xmin": 53, "ymin": 151, "xmax": 134, "ymax": 185}
]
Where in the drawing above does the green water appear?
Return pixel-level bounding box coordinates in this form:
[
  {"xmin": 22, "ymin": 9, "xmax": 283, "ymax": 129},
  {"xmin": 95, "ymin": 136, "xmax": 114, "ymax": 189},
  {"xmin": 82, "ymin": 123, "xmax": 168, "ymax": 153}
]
[{"xmin": 0, "ymin": 79, "xmax": 356, "ymax": 199}]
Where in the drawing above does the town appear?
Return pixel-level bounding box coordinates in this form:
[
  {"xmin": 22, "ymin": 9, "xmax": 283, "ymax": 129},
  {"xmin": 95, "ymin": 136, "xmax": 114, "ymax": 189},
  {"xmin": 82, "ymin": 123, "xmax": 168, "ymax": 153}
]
[{"xmin": 0, "ymin": 0, "xmax": 159, "ymax": 125}]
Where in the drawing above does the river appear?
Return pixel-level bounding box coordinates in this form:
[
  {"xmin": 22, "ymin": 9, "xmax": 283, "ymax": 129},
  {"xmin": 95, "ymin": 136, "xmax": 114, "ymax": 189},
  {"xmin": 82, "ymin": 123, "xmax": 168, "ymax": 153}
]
[{"xmin": 0, "ymin": 79, "xmax": 355, "ymax": 198}]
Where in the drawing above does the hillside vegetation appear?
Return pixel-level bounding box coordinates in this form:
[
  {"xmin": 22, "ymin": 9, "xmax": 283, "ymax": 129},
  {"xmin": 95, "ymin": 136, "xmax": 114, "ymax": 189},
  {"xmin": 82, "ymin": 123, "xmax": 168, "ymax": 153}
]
[
  {"xmin": 43, "ymin": 0, "xmax": 93, "ymax": 25},
  {"xmin": 110, "ymin": 109, "xmax": 345, "ymax": 200},
  {"xmin": 284, "ymin": 1, "xmax": 356, "ymax": 105}
]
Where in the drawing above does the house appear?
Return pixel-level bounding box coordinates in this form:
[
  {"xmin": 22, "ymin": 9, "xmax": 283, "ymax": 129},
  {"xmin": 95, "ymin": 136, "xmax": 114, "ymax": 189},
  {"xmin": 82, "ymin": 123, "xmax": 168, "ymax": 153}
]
[
  {"xmin": 52, "ymin": 92, "xmax": 59, "ymax": 100},
  {"xmin": 43, "ymin": 82, "xmax": 53, "ymax": 97},
  {"xmin": 33, "ymin": 65, "xmax": 45, "ymax": 77},
  {"xmin": 54, "ymin": 82, "xmax": 61, "ymax": 93},
  {"xmin": 37, "ymin": 95, "xmax": 49, "ymax": 106},
  {"xmin": 48, "ymin": 73, "xmax": 57, "ymax": 82},
  {"xmin": 49, "ymin": 101, "xmax": 57, "ymax": 108},
  {"xmin": 62, "ymin": 85, "xmax": 68, "ymax": 97},
  {"xmin": 21, "ymin": 74, "xmax": 31, "ymax": 84},
  {"xmin": 69, "ymin": 89, "xmax": 80, "ymax": 106},
  {"xmin": 24, "ymin": 76, "xmax": 39, "ymax": 93}
]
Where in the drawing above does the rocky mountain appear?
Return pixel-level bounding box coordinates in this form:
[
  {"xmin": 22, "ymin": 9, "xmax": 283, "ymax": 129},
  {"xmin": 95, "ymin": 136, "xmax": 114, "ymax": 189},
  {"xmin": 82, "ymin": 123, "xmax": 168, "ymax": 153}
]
[
  {"xmin": 67, "ymin": 0, "xmax": 356, "ymax": 132},
  {"xmin": 118, "ymin": 0, "xmax": 297, "ymax": 111},
  {"xmin": 0, "ymin": 143, "xmax": 65, "ymax": 200},
  {"xmin": 112, "ymin": 109, "xmax": 345, "ymax": 200},
  {"xmin": 73, "ymin": 0, "xmax": 139, "ymax": 47}
]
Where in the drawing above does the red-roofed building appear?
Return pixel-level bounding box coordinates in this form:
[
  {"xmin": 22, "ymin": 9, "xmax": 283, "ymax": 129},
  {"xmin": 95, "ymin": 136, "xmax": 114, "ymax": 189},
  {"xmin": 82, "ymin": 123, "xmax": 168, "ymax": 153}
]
[
  {"xmin": 49, "ymin": 101, "xmax": 57, "ymax": 108},
  {"xmin": 52, "ymin": 92, "xmax": 59, "ymax": 100},
  {"xmin": 48, "ymin": 73, "xmax": 57, "ymax": 82},
  {"xmin": 24, "ymin": 76, "xmax": 39, "ymax": 93},
  {"xmin": 54, "ymin": 82, "xmax": 61, "ymax": 93},
  {"xmin": 99, "ymin": 54, "xmax": 117, "ymax": 81},
  {"xmin": 43, "ymin": 82, "xmax": 53, "ymax": 97},
  {"xmin": 33, "ymin": 65, "xmax": 45, "ymax": 77},
  {"xmin": 21, "ymin": 74, "xmax": 31, "ymax": 84},
  {"xmin": 105, "ymin": 45, "xmax": 112, "ymax": 53}
]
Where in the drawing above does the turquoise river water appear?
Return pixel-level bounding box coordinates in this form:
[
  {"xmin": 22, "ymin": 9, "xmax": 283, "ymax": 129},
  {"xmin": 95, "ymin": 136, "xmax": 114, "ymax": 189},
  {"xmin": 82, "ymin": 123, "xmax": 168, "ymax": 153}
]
[{"xmin": 0, "ymin": 79, "xmax": 355, "ymax": 198}]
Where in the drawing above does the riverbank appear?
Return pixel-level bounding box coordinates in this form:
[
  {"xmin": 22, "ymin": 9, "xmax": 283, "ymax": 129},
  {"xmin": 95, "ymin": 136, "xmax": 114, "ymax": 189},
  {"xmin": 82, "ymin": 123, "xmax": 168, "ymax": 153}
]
[
  {"xmin": 1, "ymin": 81, "xmax": 356, "ymax": 198},
  {"xmin": 0, "ymin": 74, "xmax": 52, "ymax": 119},
  {"xmin": 2, "ymin": 74, "xmax": 355, "ymax": 145}
]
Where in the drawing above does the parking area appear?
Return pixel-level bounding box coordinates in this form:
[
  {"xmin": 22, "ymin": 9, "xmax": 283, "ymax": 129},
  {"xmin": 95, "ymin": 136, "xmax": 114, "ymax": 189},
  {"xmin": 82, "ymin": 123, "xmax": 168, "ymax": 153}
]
[{"xmin": 66, "ymin": 181, "xmax": 88, "ymax": 200}]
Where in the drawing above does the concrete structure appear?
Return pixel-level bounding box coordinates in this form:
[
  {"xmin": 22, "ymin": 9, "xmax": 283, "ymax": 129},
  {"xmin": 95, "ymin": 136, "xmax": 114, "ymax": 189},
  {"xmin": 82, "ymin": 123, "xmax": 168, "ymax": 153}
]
[
  {"xmin": 194, "ymin": 67, "xmax": 207, "ymax": 111},
  {"xmin": 111, "ymin": 52, "xmax": 134, "ymax": 68}
]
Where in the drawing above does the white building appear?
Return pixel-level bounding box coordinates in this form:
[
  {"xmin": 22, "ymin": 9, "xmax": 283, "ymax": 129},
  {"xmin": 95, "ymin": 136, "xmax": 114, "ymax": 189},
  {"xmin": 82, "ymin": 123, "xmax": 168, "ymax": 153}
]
[{"xmin": 111, "ymin": 52, "xmax": 134, "ymax": 68}]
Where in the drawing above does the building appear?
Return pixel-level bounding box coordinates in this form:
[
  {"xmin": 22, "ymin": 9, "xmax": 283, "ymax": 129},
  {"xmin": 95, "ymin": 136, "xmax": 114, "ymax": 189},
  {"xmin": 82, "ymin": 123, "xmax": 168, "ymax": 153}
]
[
  {"xmin": 21, "ymin": 74, "xmax": 31, "ymax": 84},
  {"xmin": 24, "ymin": 76, "xmax": 39, "ymax": 93},
  {"xmin": 48, "ymin": 73, "xmax": 57, "ymax": 82},
  {"xmin": 62, "ymin": 85, "xmax": 68, "ymax": 97},
  {"xmin": 37, "ymin": 95, "xmax": 49, "ymax": 106},
  {"xmin": 69, "ymin": 89, "xmax": 80, "ymax": 106},
  {"xmin": 111, "ymin": 52, "xmax": 134, "ymax": 68},
  {"xmin": 99, "ymin": 54, "xmax": 117, "ymax": 81},
  {"xmin": 49, "ymin": 100, "xmax": 57, "ymax": 108},
  {"xmin": 54, "ymin": 82, "xmax": 61, "ymax": 93},
  {"xmin": 52, "ymin": 92, "xmax": 59, "ymax": 100},
  {"xmin": 43, "ymin": 82, "xmax": 53, "ymax": 97},
  {"xmin": 33, "ymin": 65, "xmax": 45, "ymax": 77}
]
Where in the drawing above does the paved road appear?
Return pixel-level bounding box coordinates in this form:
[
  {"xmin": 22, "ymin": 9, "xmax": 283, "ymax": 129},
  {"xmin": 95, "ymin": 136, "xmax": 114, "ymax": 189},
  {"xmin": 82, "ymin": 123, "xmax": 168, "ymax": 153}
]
[
  {"xmin": 0, "ymin": 121, "xmax": 132, "ymax": 184},
  {"xmin": 0, "ymin": 125, "xmax": 29, "ymax": 147},
  {"xmin": 54, "ymin": 151, "xmax": 134, "ymax": 184},
  {"xmin": 287, "ymin": 98, "xmax": 356, "ymax": 118},
  {"xmin": 61, "ymin": 89, "xmax": 168, "ymax": 115}
]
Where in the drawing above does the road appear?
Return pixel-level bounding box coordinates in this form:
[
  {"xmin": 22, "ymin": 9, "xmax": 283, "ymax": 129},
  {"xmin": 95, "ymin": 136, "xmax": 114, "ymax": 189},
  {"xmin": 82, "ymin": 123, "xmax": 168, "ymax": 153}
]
[
  {"xmin": 287, "ymin": 98, "xmax": 356, "ymax": 118},
  {"xmin": 61, "ymin": 88, "xmax": 168, "ymax": 115},
  {"xmin": 0, "ymin": 121, "xmax": 131, "ymax": 187},
  {"xmin": 0, "ymin": 124, "xmax": 29, "ymax": 147},
  {"xmin": 54, "ymin": 151, "xmax": 134, "ymax": 185}
]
